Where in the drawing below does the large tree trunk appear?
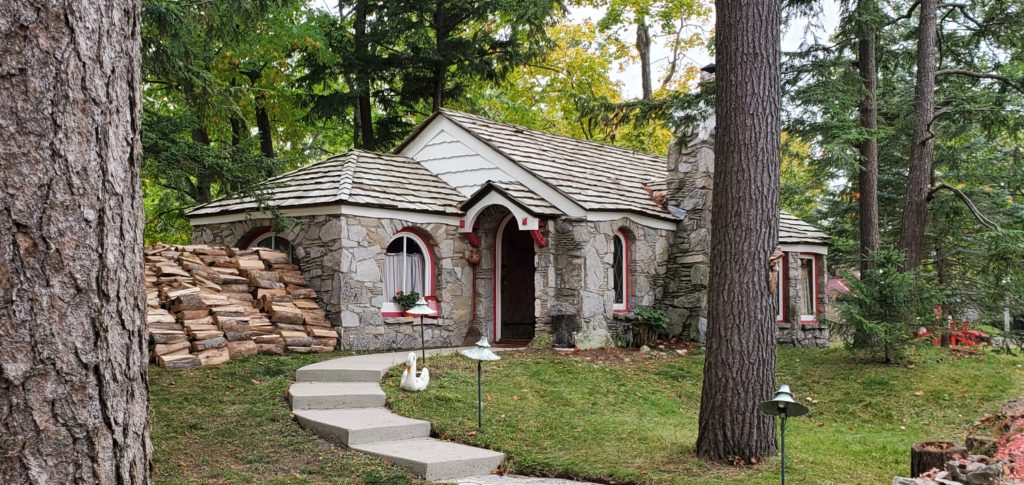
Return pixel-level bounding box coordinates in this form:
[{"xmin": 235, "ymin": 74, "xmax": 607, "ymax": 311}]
[
  {"xmin": 254, "ymin": 94, "xmax": 276, "ymax": 158},
  {"xmin": 636, "ymin": 16, "xmax": 653, "ymax": 100},
  {"xmin": 899, "ymin": 0, "xmax": 938, "ymax": 269},
  {"xmin": 354, "ymin": 0, "xmax": 376, "ymax": 150},
  {"xmin": 695, "ymin": 0, "xmax": 780, "ymax": 464},
  {"xmin": 857, "ymin": 0, "xmax": 881, "ymax": 273},
  {"xmin": 431, "ymin": 0, "xmax": 447, "ymax": 112},
  {"xmin": 0, "ymin": 1, "xmax": 151, "ymax": 483}
]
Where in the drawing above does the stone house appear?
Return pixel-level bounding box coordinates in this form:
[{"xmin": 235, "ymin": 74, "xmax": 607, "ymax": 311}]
[{"xmin": 187, "ymin": 109, "xmax": 830, "ymax": 349}]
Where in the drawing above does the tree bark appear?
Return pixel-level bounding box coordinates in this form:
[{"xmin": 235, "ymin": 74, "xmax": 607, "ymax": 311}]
[
  {"xmin": 857, "ymin": 0, "xmax": 881, "ymax": 273},
  {"xmin": 354, "ymin": 0, "xmax": 376, "ymax": 150},
  {"xmin": 431, "ymin": 0, "xmax": 447, "ymax": 112},
  {"xmin": 254, "ymin": 94, "xmax": 276, "ymax": 158},
  {"xmin": 0, "ymin": 1, "xmax": 151, "ymax": 483},
  {"xmin": 696, "ymin": 0, "xmax": 780, "ymax": 464},
  {"xmin": 899, "ymin": 0, "xmax": 938, "ymax": 269},
  {"xmin": 636, "ymin": 16, "xmax": 653, "ymax": 100}
]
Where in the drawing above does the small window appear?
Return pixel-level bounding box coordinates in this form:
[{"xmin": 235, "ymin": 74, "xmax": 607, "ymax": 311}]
[
  {"xmin": 776, "ymin": 259, "xmax": 784, "ymax": 322},
  {"xmin": 799, "ymin": 255, "xmax": 817, "ymax": 321},
  {"xmin": 613, "ymin": 231, "xmax": 628, "ymax": 312},
  {"xmin": 382, "ymin": 231, "xmax": 433, "ymax": 315},
  {"xmin": 251, "ymin": 233, "xmax": 295, "ymax": 263}
]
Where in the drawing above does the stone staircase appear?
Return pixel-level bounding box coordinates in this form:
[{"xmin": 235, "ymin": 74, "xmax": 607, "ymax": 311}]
[{"xmin": 289, "ymin": 349, "xmax": 506, "ymax": 481}]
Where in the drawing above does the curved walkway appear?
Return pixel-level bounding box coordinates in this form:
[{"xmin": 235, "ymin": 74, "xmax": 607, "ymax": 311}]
[{"xmin": 289, "ymin": 348, "xmax": 506, "ymax": 482}]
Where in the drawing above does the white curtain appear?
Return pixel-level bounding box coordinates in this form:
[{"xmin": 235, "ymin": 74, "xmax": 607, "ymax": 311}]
[
  {"xmin": 385, "ymin": 253, "xmax": 403, "ymax": 299},
  {"xmin": 800, "ymin": 260, "xmax": 814, "ymax": 316},
  {"xmin": 407, "ymin": 253, "xmax": 425, "ymax": 295}
]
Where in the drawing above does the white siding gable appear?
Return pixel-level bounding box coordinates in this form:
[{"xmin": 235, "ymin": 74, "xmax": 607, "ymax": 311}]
[
  {"xmin": 400, "ymin": 121, "xmax": 514, "ymax": 196},
  {"xmin": 399, "ymin": 116, "xmax": 586, "ymax": 217}
]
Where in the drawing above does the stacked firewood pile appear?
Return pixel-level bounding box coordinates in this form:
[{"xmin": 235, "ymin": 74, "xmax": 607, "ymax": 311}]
[{"xmin": 145, "ymin": 244, "xmax": 338, "ymax": 370}]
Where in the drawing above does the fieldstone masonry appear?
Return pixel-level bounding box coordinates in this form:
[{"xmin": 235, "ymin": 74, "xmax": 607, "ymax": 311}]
[{"xmin": 663, "ymin": 124, "xmax": 715, "ymax": 340}]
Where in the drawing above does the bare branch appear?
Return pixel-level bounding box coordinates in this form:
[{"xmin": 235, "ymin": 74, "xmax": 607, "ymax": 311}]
[
  {"xmin": 885, "ymin": 0, "xmax": 921, "ymax": 27},
  {"xmin": 937, "ymin": 69, "xmax": 1024, "ymax": 94},
  {"xmin": 927, "ymin": 183, "xmax": 1001, "ymax": 231}
]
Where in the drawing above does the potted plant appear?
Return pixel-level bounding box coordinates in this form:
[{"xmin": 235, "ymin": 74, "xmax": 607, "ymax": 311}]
[{"xmin": 393, "ymin": 291, "xmax": 421, "ymax": 317}]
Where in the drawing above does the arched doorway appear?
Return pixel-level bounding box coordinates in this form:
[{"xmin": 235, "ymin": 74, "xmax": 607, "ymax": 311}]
[{"xmin": 495, "ymin": 215, "xmax": 535, "ymax": 343}]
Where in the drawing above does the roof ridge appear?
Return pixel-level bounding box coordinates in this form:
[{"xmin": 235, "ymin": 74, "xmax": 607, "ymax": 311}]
[
  {"xmin": 438, "ymin": 108, "xmax": 666, "ymax": 161},
  {"xmin": 337, "ymin": 151, "xmax": 359, "ymax": 201}
]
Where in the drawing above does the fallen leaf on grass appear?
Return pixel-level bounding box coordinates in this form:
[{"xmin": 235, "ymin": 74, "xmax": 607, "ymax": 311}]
[{"xmin": 914, "ymin": 391, "xmax": 925, "ymax": 396}]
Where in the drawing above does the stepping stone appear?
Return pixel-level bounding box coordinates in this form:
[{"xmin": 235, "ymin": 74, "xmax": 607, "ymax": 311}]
[
  {"xmin": 293, "ymin": 408, "xmax": 431, "ymax": 445},
  {"xmin": 352, "ymin": 437, "xmax": 505, "ymax": 482},
  {"xmin": 288, "ymin": 382, "xmax": 385, "ymax": 410}
]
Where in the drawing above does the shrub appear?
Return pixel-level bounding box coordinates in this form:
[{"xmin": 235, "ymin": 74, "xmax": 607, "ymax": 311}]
[
  {"xmin": 633, "ymin": 306, "xmax": 668, "ymax": 347},
  {"xmin": 393, "ymin": 291, "xmax": 420, "ymax": 311},
  {"xmin": 830, "ymin": 250, "xmax": 944, "ymax": 363}
]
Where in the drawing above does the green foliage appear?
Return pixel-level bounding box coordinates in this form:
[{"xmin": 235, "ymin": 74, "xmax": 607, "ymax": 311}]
[
  {"xmin": 393, "ymin": 291, "xmax": 421, "ymax": 311},
  {"xmin": 635, "ymin": 305, "xmax": 669, "ymax": 332},
  {"xmin": 831, "ymin": 250, "xmax": 945, "ymax": 363}
]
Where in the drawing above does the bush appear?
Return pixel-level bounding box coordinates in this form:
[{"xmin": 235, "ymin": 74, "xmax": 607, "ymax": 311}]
[
  {"xmin": 830, "ymin": 250, "xmax": 944, "ymax": 363},
  {"xmin": 633, "ymin": 306, "xmax": 668, "ymax": 347}
]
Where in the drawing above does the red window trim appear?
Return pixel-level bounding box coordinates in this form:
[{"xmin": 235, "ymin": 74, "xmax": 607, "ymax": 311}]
[
  {"xmin": 613, "ymin": 229, "xmax": 630, "ymax": 313},
  {"xmin": 381, "ymin": 227, "xmax": 438, "ymax": 318}
]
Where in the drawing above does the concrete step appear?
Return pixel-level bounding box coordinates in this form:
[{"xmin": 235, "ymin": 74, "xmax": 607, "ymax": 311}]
[
  {"xmin": 293, "ymin": 408, "xmax": 431, "ymax": 445},
  {"xmin": 352, "ymin": 437, "xmax": 505, "ymax": 482},
  {"xmin": 295, "ymin": 365, "xmax": 386, "ymax": 383},
  {"xmin": 288, "ymin": 382, "xmax": 385, "ymax": 410}
]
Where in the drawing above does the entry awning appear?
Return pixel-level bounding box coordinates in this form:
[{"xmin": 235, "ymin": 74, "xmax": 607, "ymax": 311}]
[{"xmin": 459, "ymin": 181, "xmax": 563, "ymax": 233}]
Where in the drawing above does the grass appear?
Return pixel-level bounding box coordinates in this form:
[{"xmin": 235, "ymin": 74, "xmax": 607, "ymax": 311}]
[
  {"xmin": 149, "ymin": 351, "xmax": 424, "ymax": 485},
  {"xmin": 382, "ymin": 346, "xmax": 1024, "ymax": 484}
]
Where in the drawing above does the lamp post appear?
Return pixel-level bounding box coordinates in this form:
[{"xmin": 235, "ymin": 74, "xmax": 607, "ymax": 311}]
[
  {"xmin": 758, "ymin": 384, "xmax": 809, "ymax": 485},
  {"xmin": 406, "ymin": 297, "xmax": 433, "ymax": 364},
  {"xmin": 460, "ymin": 337, "xmax": 501, "ymax": 432}
]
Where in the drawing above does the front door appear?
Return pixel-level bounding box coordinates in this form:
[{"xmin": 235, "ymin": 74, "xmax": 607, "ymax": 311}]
[{"xmin": 498, "ymin": 217, "xmax": 536, "ymax": 342}]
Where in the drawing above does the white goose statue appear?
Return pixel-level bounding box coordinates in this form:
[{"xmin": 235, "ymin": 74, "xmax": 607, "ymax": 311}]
[{"xmin": 399, "ymin": 352, "xmax": 430, "ymax": 392}]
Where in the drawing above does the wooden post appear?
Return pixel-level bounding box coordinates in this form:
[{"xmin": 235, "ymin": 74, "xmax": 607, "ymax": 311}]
[{"xmin": 911, "ymin": 441, "xmax": 967, "ymax": 477}]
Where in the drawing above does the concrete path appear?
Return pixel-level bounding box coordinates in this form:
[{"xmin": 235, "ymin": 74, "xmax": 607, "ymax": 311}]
[{"xmin": 290, "ymin": 348, "xmax": 506, "ymax": 481}]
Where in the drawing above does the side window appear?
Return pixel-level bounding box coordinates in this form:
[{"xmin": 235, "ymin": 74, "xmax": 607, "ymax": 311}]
[{"xmin": 613, "ymin": 231, "xmax": 629, "ymax": 312}]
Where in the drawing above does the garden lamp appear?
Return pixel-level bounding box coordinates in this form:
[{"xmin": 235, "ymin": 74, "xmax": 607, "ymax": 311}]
[
  {"xmin": 406, "ymin": 297, "xmax": 433, "ymax": 364},
  {"xmin": 460, "ymin": 337, "xmax": 501, "ymax": 432},
  {"xmin": 758, "ymin": 384, "xmax": 809, "ymax": 485}
]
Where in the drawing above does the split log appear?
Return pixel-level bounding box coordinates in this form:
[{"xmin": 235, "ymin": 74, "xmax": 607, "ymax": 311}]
[
  {"xmin": 220, "ymin": 284, "xmax": 251, "ymax": 293},
  {"xmin": 256, "ymin": 343, "xmax": 285, "ymax": 355},
  {"xmin": 164, "ymin": 286, "xmax": 200, "ymax": 300},
  {"xmin": 235, "ymin": 258, "xmax": 266, "ymax": 270},
  {"xmin": 288, "ymin": 346, "xmax": 314, "ymax": 354},
  {"xmin": 911, "ymin": 441, "xmax": 968, "ymax": 477},
  {"xmin": 191, "ymin": 336, "xmax": 227, "ymax": 352},
  {"xmin": 196, "ymin": 347, "xmax": 230, "ymax": 366},
  {"xmin": 222, "ymin": 292, "xmax": 254, "ymax": 304},
  {"xmin": 157, "ymin": 265, "xmax": 190, "ymax": 278},
  {"xmin": 183, "ymin": 324, "xmax": 219, "ymax": 333},
  {"xmin": 307, "ymin": 327, "xmax": 338, "ymax": 339},
  {"xmin": 293, "ymin": 299, "xmax": 320, "ymax": 310},
  {"xmin": 175, "ymin": 309, "xmax": 210, "ymax": 321},
  {"xmin": 150, "ymin": 330, "xmax": 187, "ymax": 344},
  {"xmin": 159, "ymin": 354, "xmax": 202, "ymax": 370},
  {"xmin": 269, "ymin": 304, "xmax": 305, "ymax": 325},
  {"xmin": 215, "ymin": 317, "xmax": 251, "ymax": 332},
  {"xmin": 279, "ymin": 272, "xmax": 307, "ymax": 287},
  {"xmin": 170, "ymin": 293, "xmax": 208, "ymax": 311},
  {"xmin": 284, "ymin": 337, "xmax": 316, "ymax": 347},
  {"xmin": 241, "ymin": 269, "xmax": 280, "ymax": 282},
  {"xmin": 210, "ymin": 305, "xmax": 246, "ymax": 317},
  {"xmin": 255, "ymin": 288, "xmax": 288, "ymax": 302},
  {"xmin": 180, "ymin": 316, "xmax": 213, "ymax": 327},
  {"xmin": 274, "ymin": 323, "xmax": 306, "ymax": 332},
  {"xmin": 253, "ymin": 334, "xmax": 285, "ymax": 345},
  {"xmin": 256, "ymin": 249, "xmax": 289, "ymax": 265},
  {"xmin": 227, "ymin": 340, "xmax": 258, "ymax": 358},
  {"xmin": 146, "ymin": 311, "xmax": 176, "ymax": 325},
  {"xmin": 286, "ymin": 286, "xmax": 317, "ymax": 299},
  {"xmin": 303, "ymin": 309, "xmax": 331, "ymax": 327},
  {"xmin": 310, "ymin": 345, "xmax": 334, "ymax": 353},
  {"xmin": 147, "ymin": 321, "xmax": 184, "ymax": 331},
  {"xmin": 313, "ymin": 337, "xmax": 337, "ymax": 348},
  {"xmin": 152, "ymin": 341, "xmax": 191, "ymax": 356},
  {"xmin": 253, "ymin": 280, "xmax": 285, "ymax": 290}
]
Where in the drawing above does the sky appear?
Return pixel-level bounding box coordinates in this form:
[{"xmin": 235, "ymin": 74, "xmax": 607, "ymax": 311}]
[{"xmin": 569, "ymin": 3, "xmax": 842, "ymax": 99}]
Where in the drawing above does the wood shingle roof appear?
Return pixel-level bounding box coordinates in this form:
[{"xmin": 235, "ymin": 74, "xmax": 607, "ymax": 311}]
[
  {"xmin": 433, "ymin": 109, "xmax": 673, "ymax": 220},
  {"xmin": 186, "ymin": 150, "xmax": 465, "ymax": 217}
]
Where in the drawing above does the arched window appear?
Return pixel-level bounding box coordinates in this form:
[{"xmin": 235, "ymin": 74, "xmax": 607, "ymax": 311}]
[
  {"xmin": 382, "ymin": 230, "xmax": 434, "ymax": 315},
  {"xmin": 613, "ymin": 230, "xmax": 629, "ymax": 312},
  {"xmin": 249, "ymin": 233, "xmax": 296, "ymax": 263}
]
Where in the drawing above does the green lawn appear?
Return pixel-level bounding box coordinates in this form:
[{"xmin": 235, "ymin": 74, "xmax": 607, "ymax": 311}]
[
  {"xmin": 149, "ymin": 352, "xmax": 424, "ymax": 485},
  {"xmin": 383, "ymin": 347, "xmax": 1024, "ymax": 484}
]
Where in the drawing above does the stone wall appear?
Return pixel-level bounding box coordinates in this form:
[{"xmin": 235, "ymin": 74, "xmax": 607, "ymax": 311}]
[
  {"xmin": 578, "ymin": 219, "xmax": 669, "ymax": 348},
  {"xmin": 663, "ymin": 127, "xmax": 714, "ymax": 341},
  {"xmin": 192, "ymin": 214, "xmax": 476, "ymax": 351}
]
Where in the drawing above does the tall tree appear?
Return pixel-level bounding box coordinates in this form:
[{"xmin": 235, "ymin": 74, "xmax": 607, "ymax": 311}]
[
  {"xmin": 899, "ymin": 0, "xmax": 939, "ymax": 269},
  {"xmin": 0, "ymin": 0, "xmax": 151, "ymax": 482},
  {"xmin": 695, "ymin": 0, "xmax": 780, "ymax": 463},
  {"xmin": 856, "ymin": 0, "xmax": 881, "ymax": 272}
]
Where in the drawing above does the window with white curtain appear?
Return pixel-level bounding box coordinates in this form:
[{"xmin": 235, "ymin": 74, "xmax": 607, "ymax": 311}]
[
  {"xmin": 776, "ymin": 259, "xmax": 784, "ymax": 321},
  {"xmin": 384, "ymin": 234, "xmax": 428, "ymax": 302},
  {"xmin": 799, "ymin": 255, "xmax": 817, "ymax": 320}
]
